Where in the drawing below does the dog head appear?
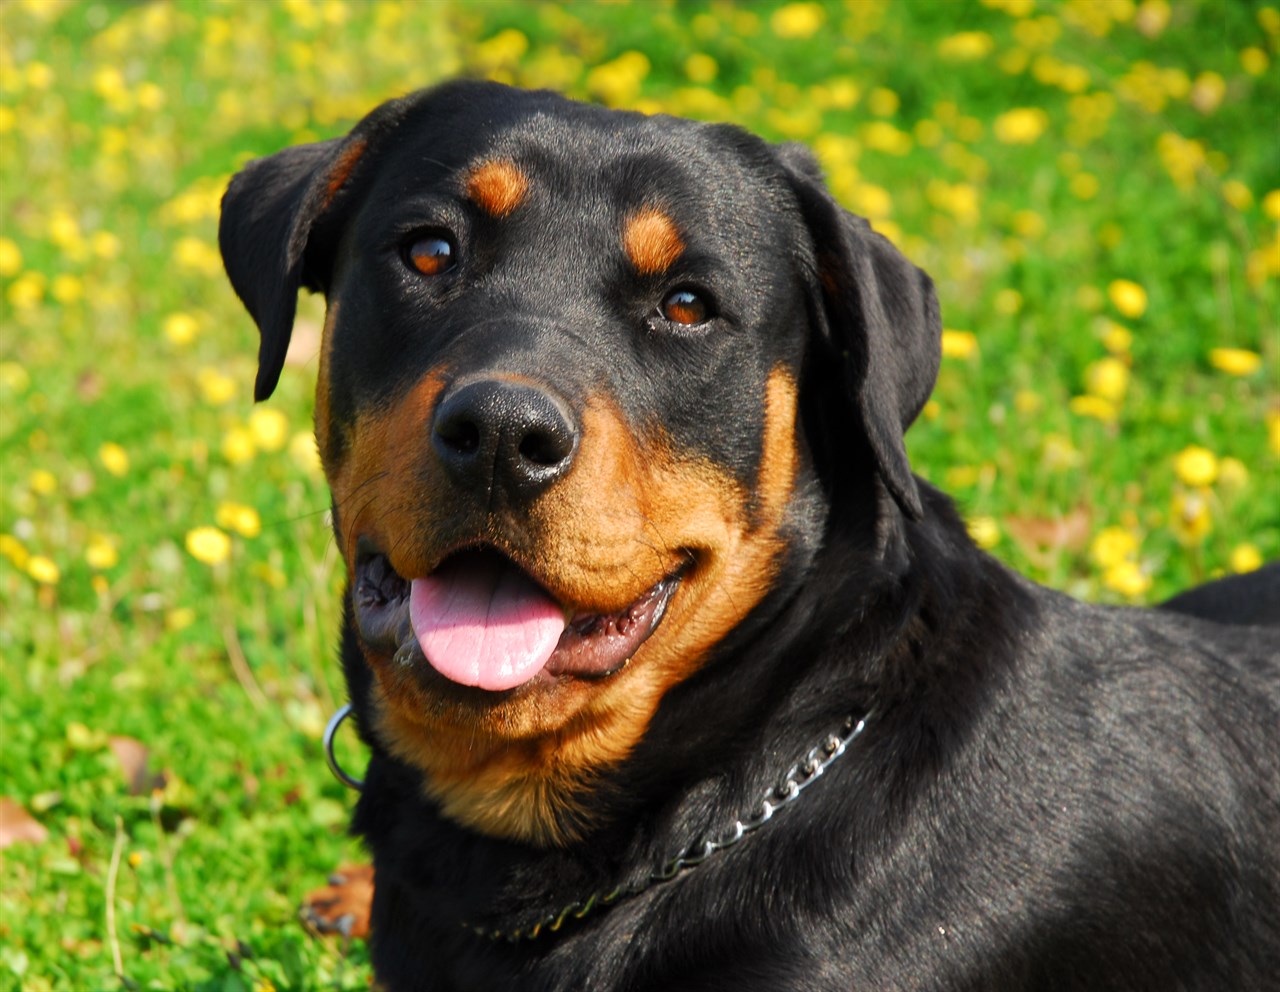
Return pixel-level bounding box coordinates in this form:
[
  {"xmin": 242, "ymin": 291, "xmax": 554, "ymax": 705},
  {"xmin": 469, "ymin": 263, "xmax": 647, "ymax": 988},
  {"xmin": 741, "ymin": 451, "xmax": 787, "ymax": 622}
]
[{"xmin": 220, "ymin": 81, "xmax": 940, "ymax": 845}]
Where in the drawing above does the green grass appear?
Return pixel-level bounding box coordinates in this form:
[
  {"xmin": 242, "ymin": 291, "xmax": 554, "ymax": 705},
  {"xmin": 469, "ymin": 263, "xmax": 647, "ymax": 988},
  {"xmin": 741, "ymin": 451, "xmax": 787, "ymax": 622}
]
[{"xmin": 1, "ymin": 1, "xmax": 1276, "ymax": 988}]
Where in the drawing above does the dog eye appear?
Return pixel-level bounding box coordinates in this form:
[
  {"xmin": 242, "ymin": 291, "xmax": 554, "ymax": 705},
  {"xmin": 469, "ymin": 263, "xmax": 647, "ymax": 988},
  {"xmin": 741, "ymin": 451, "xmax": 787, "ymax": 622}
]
[
  {"xmin": 406, "ymin": 235, "xmax": 455, "ymax": 276},
  {"xmin": 660, "ymin": 289, "xmax": 710, "ymax": 326}
]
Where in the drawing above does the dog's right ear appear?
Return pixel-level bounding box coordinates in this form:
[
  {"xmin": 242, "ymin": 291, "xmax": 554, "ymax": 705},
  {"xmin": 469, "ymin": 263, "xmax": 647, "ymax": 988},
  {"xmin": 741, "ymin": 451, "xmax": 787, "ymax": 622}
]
[{"xmin": 219, "ymin": 134, "xmax": 369, "ymax": 401}]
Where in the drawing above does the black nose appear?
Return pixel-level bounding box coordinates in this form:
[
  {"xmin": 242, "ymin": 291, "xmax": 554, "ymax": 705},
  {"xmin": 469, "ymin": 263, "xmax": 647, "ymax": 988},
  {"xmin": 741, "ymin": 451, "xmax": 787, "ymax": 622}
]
[{"xmin": 432, "ymin": 379, "xmax": 579, "ymax": 498}]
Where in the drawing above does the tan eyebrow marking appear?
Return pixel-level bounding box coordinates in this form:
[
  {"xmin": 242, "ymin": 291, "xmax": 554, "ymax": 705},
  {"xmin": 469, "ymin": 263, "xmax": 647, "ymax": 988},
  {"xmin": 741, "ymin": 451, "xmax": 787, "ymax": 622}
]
[
  {"xmin": 623, "ymin": 207, "xmax": 684, "ymax": 275},
  {"xmin": 465, "ymin": 159, "xmax": 529, "ymax": 217}
]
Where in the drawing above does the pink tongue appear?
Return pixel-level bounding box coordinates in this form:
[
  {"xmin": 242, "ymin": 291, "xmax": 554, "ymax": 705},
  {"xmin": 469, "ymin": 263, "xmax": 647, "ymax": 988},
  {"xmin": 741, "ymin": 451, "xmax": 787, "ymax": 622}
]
[{"xmin": 409, "ymin": 556, "xmax": 566, "ymax": 692}]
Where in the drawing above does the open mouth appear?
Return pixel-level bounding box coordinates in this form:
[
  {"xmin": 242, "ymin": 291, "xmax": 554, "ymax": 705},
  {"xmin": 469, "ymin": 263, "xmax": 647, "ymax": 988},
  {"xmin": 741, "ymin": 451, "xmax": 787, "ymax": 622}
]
[{"xmin": 353, "ymin": 547, "xmax": 682, "ymax": 693}]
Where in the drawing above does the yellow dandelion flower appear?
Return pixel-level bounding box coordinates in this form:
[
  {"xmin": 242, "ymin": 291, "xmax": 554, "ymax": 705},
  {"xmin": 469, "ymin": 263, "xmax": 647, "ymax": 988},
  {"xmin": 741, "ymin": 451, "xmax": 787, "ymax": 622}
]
[
  {"xmin": 164, "ymin": 312, "xmax": 199, "ymax": 346},
  {"xmin": 0, "ymin": 362, "xmax": 31, "ymax": 394},
  {"xmin": 186, "ymin": 526, "xmax": 231, "ymax": 566},
  {"xmin": 27, "ymin": 555, "xmax": 60, "ymax": 585},
  {"xmin": 1069, "ymin": 395, "xmax": 1118, "ymax": 422},
  {"xmin": 166, "ymin": 607, "xmax": 196, "ymax": 631},
  {"xmin": 51, "ymin": 274, "xmax": 83, "ymax": 305},
  {"xmin": 1218, "ymin": 457, "xmax": 1249, "ymax": 491},
  {"xmin": 1170, "ymin": 491, "xmax": 1212, "ymax": 544},
  {"xmin": 221, "ymin": 428, "xmax": 256, "ymax": 465},
  {"xmin": 1012, "ymin": 210, "xmax": 1045, "ymax": 239},
  {"xmin": 1014, "ymin": 390, "xmax": 1042, "ymax": 414},
  {"xmin": 1259, "ymin": 189, "xmax": 1280, "ymax": 221},
  {"xmin": 1189, "ymin": 72, "xmax": 1226, "ymax": 114},
  {"xmin": 1135, "ymin": 0, "xmax": 1171, "ymax": 36},
  {"xmin": 29, "ymin": 469, "xmax": 57, "ymax": 495},
  {"xmin": 585, "ymin": 52, "xmax": 650, "ymax": 106},
  {"xmin": 993, "ymin": 107, "xmax": 1049, "ymax": 144},
  {"xmin": 1099, "ymin": 319, "xmax": 1133, "ymax": 354},
  {"xmin": 1221, "ymin": 180, "xmax": 1253, "ymax": 211},
  {"xmin": 1084, "ymin": 357, "xmax": 1130, "ymax": 403},
  {"xmin": 685, "ymin": 54, "xmax": 718, "ymax": 84},
  {"xmin": 47, "ymin": 209, "xmax": 81, "ymax": 249},
  {"xmin": 994, "ymin": 289, "xmax": 1023, "ymax": 315},
  {"xmin": 8, "ymin": 271, "xmax": 45, "ymax": 309},
  {"xmin": 1103, "ymin": 560, "xmax": 1152, "ymax": 598},
  {"xmin": 0, "ymin": 534, "xmax": 30, "ymax": 570},
  {"xmin": 1241, "ymin": 47, "xmax": 1270, "ymax": 77},
  {"xmin": 770, "ymin": 2, "xmax": 824, "ymax": 39},
  {"xmin": 248, "ymin": 408, "xmax": 289, "ymax": 452},
  {"xmin": 290, "ymin": 431, "xmax": 323, "ymax": 474},
  {"xmin": 0, "ymin": 237, "xmax": 22, "ymax": 276},
  {"xmin": 1261, "ymin": 7, "xmax": 1280, "ymax": 35},
  {"xmin": 174, "ymin": 237, "xmax": 222, "ymax": 277},
  {"xmin": 98, "ymin": 442, "xmax": 129, "ymax": 477},
  {"xmin": 1070, "ymin": 173, "xmax": 1099, "ymax": 200},
  {"xmin": 941, "ymin": 330, "xmax": 979, "ymax": 360},
  {"xmin": 136, "ymin": 82, "xmax": 165, "ymax": 112},
  {"xmin": 1108, "ymin": 279, "xmax": 1147, "ymax": 319},
  {"xmin": 922, "ymin": 400, "xmax": 941, "ymax": 420},
  {"xmin": 1269, "ymin": 410, "xmax": 1280, "ymax": 456},
  {"xmin": 91, "ymin": 231, "xmax": 122, "ymax": 260},
  {"xmin": 1230, "ymin": 543, "xmax": 1263, "ymax": 574},
  {"xmin": 937, "ymin": 32, "xmax": 995, "ymax": 61},
  {"xmin": 216, "ymin": 502, "xmax": 262, "ymax": 539},
  {"xmin": 86, "ymin": 535, "xmax": 119, "ymax": 570},
  {"xmin": 1091, "ymin": 526, "xmax": 1139, "ymax": 569},
  {"xmin": 868, "ymin": 88, "xmax": 900, "ymax": 117},
  {"xmin": 1173, "ymin": 445, "xmax": 1218, "ymax": 487},
  {"xmin": 966, "ymin": 516, "xmax": 1001, "ymax": 550},
  {"xmin": 1208, "ymin": 348, "xmax": 1261, "ymax": 377},
  {"xmin": 197, "ymin": 368, "xmax": 237, "ymax": 406}
]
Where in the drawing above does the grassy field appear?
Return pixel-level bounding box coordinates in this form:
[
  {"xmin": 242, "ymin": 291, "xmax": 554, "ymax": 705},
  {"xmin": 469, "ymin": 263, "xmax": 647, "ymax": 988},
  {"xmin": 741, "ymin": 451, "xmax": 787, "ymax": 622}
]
[{"xmin": 1, "ymin": 1, "xmax": 1276, "ymax": 988}]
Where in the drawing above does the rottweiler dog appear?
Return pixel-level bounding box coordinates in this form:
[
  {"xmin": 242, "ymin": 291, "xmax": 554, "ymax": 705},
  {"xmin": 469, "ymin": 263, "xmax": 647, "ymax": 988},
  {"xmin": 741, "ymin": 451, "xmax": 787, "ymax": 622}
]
[{"xmin": 219, "ymin": 81, "xmax": 1280, "ymax": 991}]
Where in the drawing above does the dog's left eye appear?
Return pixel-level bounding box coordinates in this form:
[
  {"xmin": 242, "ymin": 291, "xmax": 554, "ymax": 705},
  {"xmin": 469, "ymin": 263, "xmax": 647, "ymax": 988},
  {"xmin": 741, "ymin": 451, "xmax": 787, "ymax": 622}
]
[
  {"xmin": 660, "ymin": 289, "xmax": 711, "ymax": 327},
  {"xmin": 406, "ymin": 235, "xmax": 455, "ymax": 276}
]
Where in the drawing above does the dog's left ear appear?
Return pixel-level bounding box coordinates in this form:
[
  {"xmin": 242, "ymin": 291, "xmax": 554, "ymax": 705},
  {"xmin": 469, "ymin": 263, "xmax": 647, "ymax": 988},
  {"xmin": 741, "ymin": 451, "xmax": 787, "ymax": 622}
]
[{"xmin": 777, "ymin": 145, "xmax": 941, "ymax": 521}]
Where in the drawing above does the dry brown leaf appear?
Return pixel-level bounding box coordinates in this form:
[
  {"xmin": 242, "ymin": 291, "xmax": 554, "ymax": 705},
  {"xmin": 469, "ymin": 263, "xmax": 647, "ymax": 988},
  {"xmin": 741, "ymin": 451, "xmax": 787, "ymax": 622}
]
[
  {"xmin": 109, "ymin": 736, "xmax": 167, "ymax": 795},
  {"xmin": 1004, "ymin": 506, "xmax": 1092, "ymax": 569},
  {"xmin": 0, "ymin": 797, "xmax": 49, "ymax": 849}
]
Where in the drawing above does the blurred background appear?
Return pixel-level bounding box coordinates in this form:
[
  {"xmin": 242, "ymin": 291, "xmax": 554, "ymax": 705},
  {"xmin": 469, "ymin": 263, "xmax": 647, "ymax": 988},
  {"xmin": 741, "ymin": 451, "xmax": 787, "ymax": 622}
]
[{"xmin": 1, "ymin": 1, "xmax": 1276, "ymax": 987}]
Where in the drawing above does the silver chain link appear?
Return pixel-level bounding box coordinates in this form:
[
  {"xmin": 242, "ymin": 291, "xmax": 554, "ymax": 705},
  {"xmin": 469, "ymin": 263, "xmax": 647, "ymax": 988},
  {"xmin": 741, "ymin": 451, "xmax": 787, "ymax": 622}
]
[{"xmin": 471, "ymin": 711, "xmax": 872, "ymax": 942}]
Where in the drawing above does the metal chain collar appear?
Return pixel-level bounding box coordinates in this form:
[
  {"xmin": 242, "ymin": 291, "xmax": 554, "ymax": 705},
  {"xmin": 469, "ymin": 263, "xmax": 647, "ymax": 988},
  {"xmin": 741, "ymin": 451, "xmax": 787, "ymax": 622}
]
[
  {"xmin": 321, "ymin": 702, "xmax": 872, "ymax": 944},
  {"xmin": 470, "ymin": 710, "xmax": 873, "ymax": 943}
]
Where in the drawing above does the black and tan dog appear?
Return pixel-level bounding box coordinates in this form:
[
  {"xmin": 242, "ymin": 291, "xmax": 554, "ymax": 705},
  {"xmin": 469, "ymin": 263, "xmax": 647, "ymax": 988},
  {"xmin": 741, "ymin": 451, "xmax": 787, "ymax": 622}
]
[{"xmin": 220, "ymin": 81, "xmax": 1280, "ymax": 991}]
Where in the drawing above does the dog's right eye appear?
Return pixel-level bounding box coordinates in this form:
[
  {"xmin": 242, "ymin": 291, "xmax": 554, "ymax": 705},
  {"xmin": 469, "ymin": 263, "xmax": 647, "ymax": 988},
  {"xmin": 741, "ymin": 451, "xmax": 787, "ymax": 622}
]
[{"xmin": 406, "ymin": 235, "xmax": 455, "ymax": 276}]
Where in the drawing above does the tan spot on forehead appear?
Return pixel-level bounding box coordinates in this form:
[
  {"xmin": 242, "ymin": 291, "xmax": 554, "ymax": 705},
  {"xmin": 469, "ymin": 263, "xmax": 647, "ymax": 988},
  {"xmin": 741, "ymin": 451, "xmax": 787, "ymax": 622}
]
[
  {"xmin": 623, "ymin": 207, "xmax": 684, "ymax": 275},
  {"xmin": 465, "ymin": 159, "xmax": 529, "ymax": 217}
]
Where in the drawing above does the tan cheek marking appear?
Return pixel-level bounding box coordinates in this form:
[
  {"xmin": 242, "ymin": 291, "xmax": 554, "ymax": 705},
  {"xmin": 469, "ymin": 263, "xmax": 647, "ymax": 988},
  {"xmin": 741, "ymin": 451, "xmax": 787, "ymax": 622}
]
[
  {"xmin": 623, "ymin": 207, "xmax": 684, "ymax": 275},
  {"xmin": 325, "ymin": 374, "xmax": 448, "ymax": 574},
  {"xmin": 313, "ymin": 302, "xmax": 338, "ymax": 469},
  {"xmin": 466, "ymin": 159, "xmax": 528, "ymax": 217},
  {"xmin": 321, "ymin": 138, "xmax": 368, "ymax": 211}
]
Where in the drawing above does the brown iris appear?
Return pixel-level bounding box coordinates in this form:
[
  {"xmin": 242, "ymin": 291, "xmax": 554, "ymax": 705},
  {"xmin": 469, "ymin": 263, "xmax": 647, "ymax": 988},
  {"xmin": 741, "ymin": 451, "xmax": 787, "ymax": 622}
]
[
  {"xmin": 408, "ymin": 236, "xmax": 454, "ymax": 276},
  {"xmin": 661, "ymin": 289, "xmax": 709, "ymax": 326}
]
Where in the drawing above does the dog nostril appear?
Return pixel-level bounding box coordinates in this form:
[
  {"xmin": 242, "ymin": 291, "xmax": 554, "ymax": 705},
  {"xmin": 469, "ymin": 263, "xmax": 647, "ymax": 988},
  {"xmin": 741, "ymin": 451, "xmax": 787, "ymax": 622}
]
[
  {"xmin": 519, "ymin": 427, "xmax": 573, "ymax": 467},
  {"xmin": 435, "ymin": 417, "xmax": 480, "ymax": 454}
]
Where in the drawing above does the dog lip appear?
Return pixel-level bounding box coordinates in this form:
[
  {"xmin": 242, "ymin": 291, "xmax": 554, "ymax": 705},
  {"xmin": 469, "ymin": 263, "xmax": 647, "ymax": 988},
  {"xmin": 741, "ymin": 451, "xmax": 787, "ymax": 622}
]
[
  {"xmin": 354, "ymin": 542, "xmax": 684, "ymax": 689},
  {"xmin": 352, "ymin": 548, "xmax": 411, "ymax": 652}
]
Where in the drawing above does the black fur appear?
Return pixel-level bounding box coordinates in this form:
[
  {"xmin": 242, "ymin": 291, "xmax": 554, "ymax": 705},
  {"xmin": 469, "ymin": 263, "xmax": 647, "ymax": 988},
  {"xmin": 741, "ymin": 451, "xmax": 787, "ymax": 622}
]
[{"xmin": 220, "ymin": 82, "xmax": 1280, "ymax": 991}]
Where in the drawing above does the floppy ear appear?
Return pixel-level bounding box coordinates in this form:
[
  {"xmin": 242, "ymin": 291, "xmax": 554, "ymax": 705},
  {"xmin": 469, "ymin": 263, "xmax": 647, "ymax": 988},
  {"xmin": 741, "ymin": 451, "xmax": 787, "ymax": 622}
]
[
  {"xmin": 219, "ymin": 135, "xmax": 369, "ymax": 401},
  {"xmin": 777, "ymin": 144, "xmax": 941, "ymax": 521}
]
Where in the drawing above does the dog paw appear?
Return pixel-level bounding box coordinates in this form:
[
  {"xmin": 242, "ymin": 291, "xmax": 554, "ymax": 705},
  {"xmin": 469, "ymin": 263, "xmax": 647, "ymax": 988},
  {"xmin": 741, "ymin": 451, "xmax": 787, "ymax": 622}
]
[{"xmin": 300, "ymin": 863, "xmax": 374, "ymax": 940}]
